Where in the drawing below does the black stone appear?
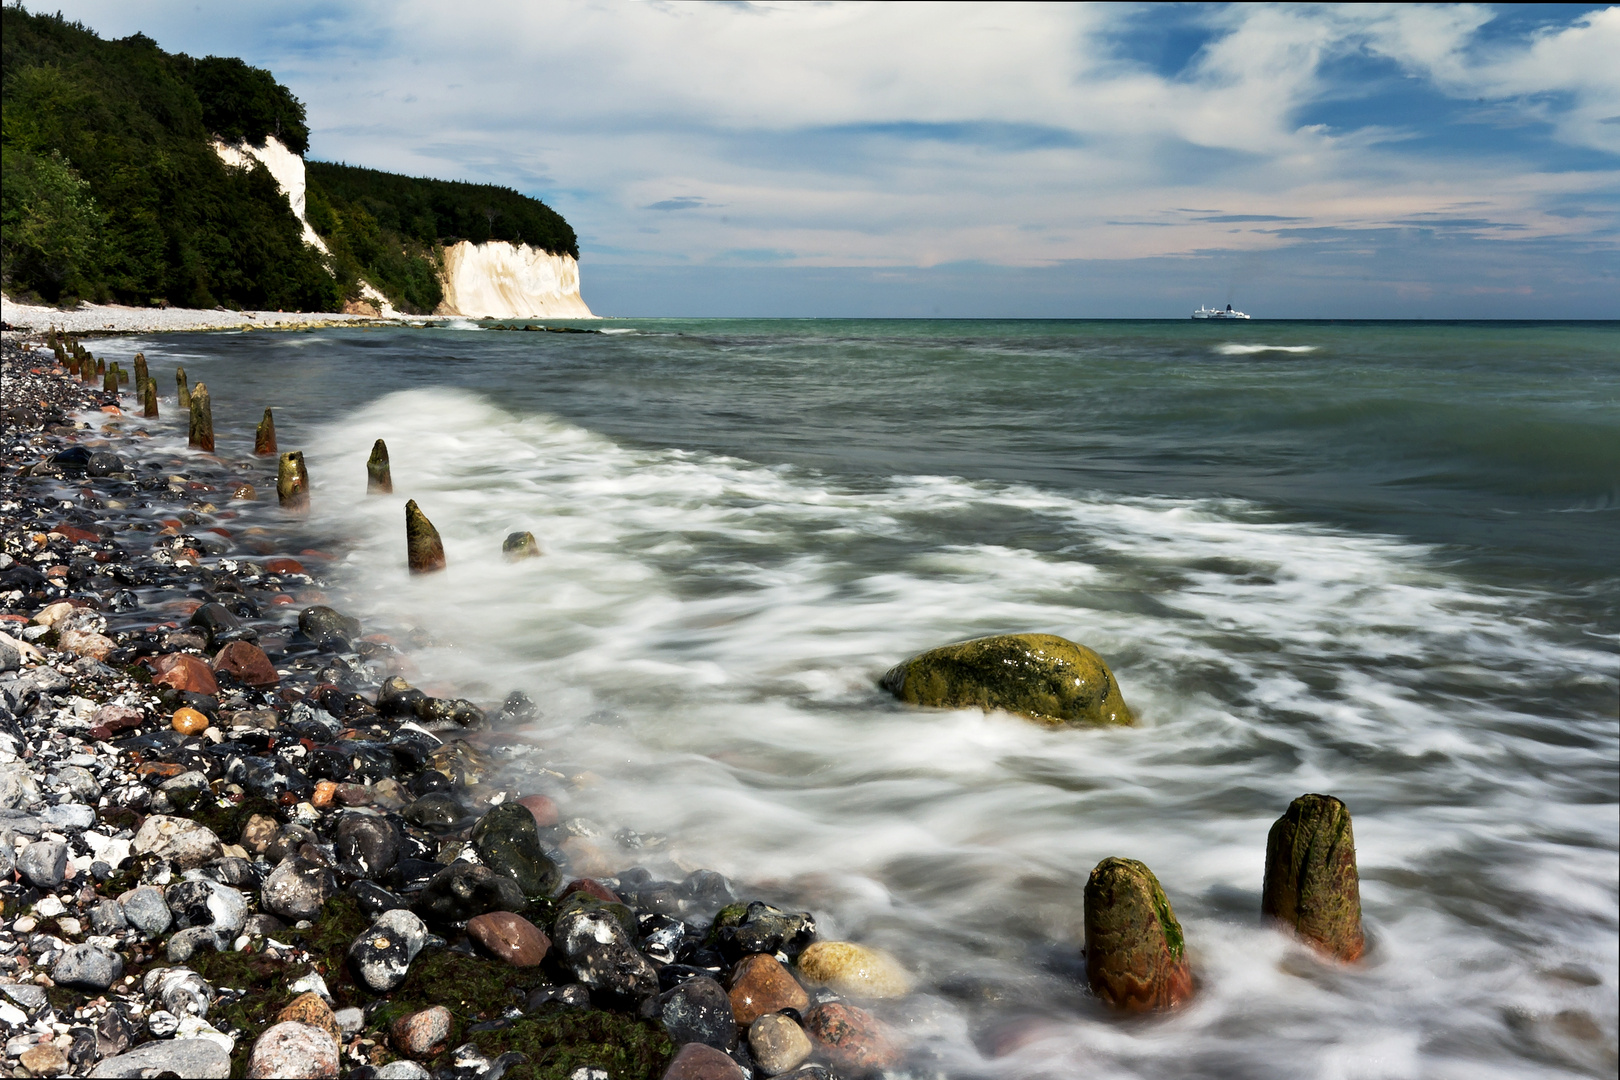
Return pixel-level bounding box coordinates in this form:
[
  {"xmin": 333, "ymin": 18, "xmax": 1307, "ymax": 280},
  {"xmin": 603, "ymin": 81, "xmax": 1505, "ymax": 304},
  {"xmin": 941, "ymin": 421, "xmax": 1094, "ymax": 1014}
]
[
  {"xmin": 188, "ymin": 602, "xmax": 256, "ymax": 647},
  {"xmin": 715, "ymin": 901, "xmax": 817, "ymax": 962},
  {"xmin": 402, "ymin": 792, "xmax": 472, "ymax": 832},
  {"xmin": 412, "ymin": 863, "xmax": 527, "ymax": 926},
  {"xmin": 298, "ymin": 605, "xmax": 361, "ymax": 652},
  {"xmin": 390, "ymin": 858, "xmax": 445, "ymax": 893},
  {"xmin": 642, "ymin": 975, "xmax": 736, "ymax": 1051},
  {"xmin": 336, "ymin": 813, "xmax": 402, "ymax": 878},
  {"xmin": 471, "ymin": 802, "xmax": 561, "ymax": 898},
  {"xmin": 376, "ymin": 677, "xmax": 427, "ymax": 717},
  {"xmin": 349, "ymin": 880, "xmax": 409, "ymax": 918}
]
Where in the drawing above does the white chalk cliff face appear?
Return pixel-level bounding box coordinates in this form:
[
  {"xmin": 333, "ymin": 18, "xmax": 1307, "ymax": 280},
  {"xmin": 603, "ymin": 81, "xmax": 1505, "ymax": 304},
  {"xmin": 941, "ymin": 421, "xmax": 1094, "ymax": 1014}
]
[{"xmin": 436, "ymin": 241, "xmax": 594, "ymax": 319}]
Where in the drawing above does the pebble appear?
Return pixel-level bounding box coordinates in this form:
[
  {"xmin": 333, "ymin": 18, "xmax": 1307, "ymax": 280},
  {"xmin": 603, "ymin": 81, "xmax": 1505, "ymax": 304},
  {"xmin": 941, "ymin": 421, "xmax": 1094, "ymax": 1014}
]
[
  {"xmin": 516, "ymin": 793, "xmax": 560, "ymax": 826},
  {"xmin": 262, "ymin": 856, "xmax": 335, "ymax": 920},
  {"xmin": 471, "ymin": 801, "xmax": 561, "ymax": 896},
  {"xmin": 349, "ymin": 908, "xmax": 429, "ymax": 992},
  {"xmin": 166, "ymin": 926, "xmax": 226, "ymax": 963},
  {"xmin": 165, "ymin": 879, "xmax": 248, "ymax": 935},
  {"xmin": 52, "ymin": 943, "xmax": 124, "ymax": 989},
  {"xmin": 660, "ymin": 1042, "xmax": 747, "ymax": 1080},
  {"xmin": 555, "ymin": 904, "xmax": 660, "ymax": 1005},
  {"xmin": 131, "ymin": 815, "xmax": 223, "ymax": 868},
  {"xmin": 729, "ymin": 954, "xmax": 810, "ymax": 1026},
  {"xmin": 413, "ymin": 862, "xmax": 526, "ymax": 925},
  {"xmin": 646, "ymin": 975, "xmax": 736, "ymax": 1051},
  {"xmin": 151, "ymin": 653, "xmax": 219, "ymax": 695},
  {"xmin": 803, "ymin": 1002, "xmax": 901, "ymax": 1074},
  {"xmin": 118, "ymin": 885, "xmax": 173, "ymax": 935},
  {"xmin": 39, "ymin": 801, "xmax": 95, "ymax": 830},
  {"xmin": 748, "ymin": 1012, "xmax": 814, "ymax": 1076},
  {"xmin": 390, "ymin": 1005, "xmax": 452, "ymax": 1059},
  {"xmin": 171, "ymin": 707, "xmax": 210, "ymax": 735},
  {"xmin": 17, "ymin": 836, "xmax": 68, "ymax": 888},
  {"xmin": 467, "ymin": 910, "xmax": 551, "ymax": 967},
  {"xmin": 20, "ymin": 1043, "xmax": 70, "ymax": 1076},
  {"xmin": 213, "ymin": 640, "xmax": 280, "ymax": 687},
  {"xmin": 375, "ymin": 1063, "xmax": 432, "ymax": 1080},
  {"xmin": 245, "ymin": 1021, "xmax": 339, "ymax": 1079},
  {"xmin": 86, "ymin": 1038, "xmax": 231, "ymax": 1079},
  {"xmin": 796, "ymin": 941, "xmax": 913, "ymax": 999}
]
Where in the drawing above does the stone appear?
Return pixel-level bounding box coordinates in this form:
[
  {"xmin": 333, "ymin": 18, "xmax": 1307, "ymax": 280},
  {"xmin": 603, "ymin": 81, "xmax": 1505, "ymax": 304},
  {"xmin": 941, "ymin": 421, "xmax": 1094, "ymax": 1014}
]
[
  {"xmin": 39, "ymin": 802, "xmax": 94, "ymax": 830},
  {"xmin": 405, "ymin": 500, "xmax": 446, "ymax": 574},
  {"xmin": 661, "ymin": 1042, "xmax": 747, "ymax": 1080},
  {"xmin": 367, "ymin": 439, "xmax": 392, "ymax": 494},
  {"xmin": 555, "ymin": 903, "xmax": 660, "ymax": 1005},
  {"xmin": 165, "ymin": 879, "xmax": 248, "ymax": 935},
  {"xmin": 59, "ymin": 628, "xmax": 116, "ymax": 660},
  {"xmin": 714, "ymin": 901, "xmax": 817, "ymax": 962},
  {"xmin": 90, "ymin": 898, "xmax": 128, "ymax": 933},
  {"xmin": 20, "ymin": 1044, "xmax": 69, "ymax": 1077},
  {"xmin": 18, "ymin": 838, "xmax": 68, "ymax": 888},
  {"xmin": 1, "ymin": 762, "xmax": 43, "ymax": 808},
  {"xmin": 391, "ymin": 1005, "xmax": 452, "ymax": 1059},
  {"xmin": 276, "ymin": 992, "xmax": 341, "ymax": 1044},
  {"xmin": 151, "ymin": 654, "xmax": 220, "ymax": 696},
  {"xmin": 255, "ymin": 408, "xmax": 277, "ymax": 456},
  {"xmin": 376, "ymin": 1063, "xmax": 433, "ymax": 1080},
  {"xmin": 729, "ymin": 954, "xmax": 810, "ymax": 1026},
  {"xmin": 133, "ymin": 815, "xmax": 223, "ymax": 868},
  {"xmin": 277, "ymin": 451, "xmax": 309, "ymax": 512},
  {"xmin": 298, "ymin": 605, "xmax": 359, "ymax": 652},
  {"xmin": 748, "ymin": 1013, "xmax": 813, "ymax": 1076},
  {"xmin": 1262, "ymin": 793, "xmax": 1365, "ymax": 962},
  {"xmin": 503, "ymin": 531, "xmax": 541, "ymax": 560},
  {"xmin": 803, "ymin": 1002, "xmax": 901, "ymax": 1075},
  {"xmin": 189, "ymin": 602, "xmax": 255, "ymax": 648},
  {"xmin": 55, "ymin": 764, "xmax": 103, "ymax": 803},
  {"xmin": 472, "ymin": 801, "xmax": 562, "ymax": 897},
  {"xmin": 172, "ymin": 707, "xmax": 210, "ymax": 735},
  {"xmin": 467, "ymin": 911, "xmax": 551, "ymax": 967},
  {"xmin": 335, "ymin": 1007, "xmax": 364, "ymax": 1035},
  {"xmin": 517, "ymin": 793, "xmax": 560, "ymax": 827},
  {"xmin": 349, "ymin": 908, "xmax": 430, "ymax": 992},
  {"xmin": 796, "ymin": 941, "xmax": 913, "ymax": 1000},
  {"xmin": 241, "ymin": 814, "xmax": 282, "ymax": 857},
  {"xmin": 1083, "ymin": 857, "xmax": 1194, "ymax": 1011},
  {"xmin": 335, "ymin": 812, "xmax": 401, "ymax": 877},
  {"xmin": 214, "ymin": 641, "xmax": 279, "ymax": 687},
  {"xmin": 246, "ymin": 1021, "xmax": 339, "ymax": 1079},
  {"xmin": 563, "ymin": 878, "xmax": 621, "ymax": 904},
  {"xmin": 413, "ymin": 860, "xmax": 528, "ymax": 924},
  {"xmin": 53, "ymin": 943, "xmax": 124, "ymax": 990},
  {"xmin": 144, "ymin": 967, "xmax": 213, "ymax": 1018},
  {"xmin": 262, "ymin": 856, "xmax": 336, "ymax": 921},
  {"xmin": 119, "ymin": 885, "xmax": 172, "ymax": 935},
  {"xmin": 167, "ymin": 926, "xmax": 226, "ymax": 963},
  {"xmin": 646, "ymin": 975, "xmax": 736, "ymax": 1051},
  {"xmin": 882, "ymin": 633, "xmax": 1134, "ymax": 726}
]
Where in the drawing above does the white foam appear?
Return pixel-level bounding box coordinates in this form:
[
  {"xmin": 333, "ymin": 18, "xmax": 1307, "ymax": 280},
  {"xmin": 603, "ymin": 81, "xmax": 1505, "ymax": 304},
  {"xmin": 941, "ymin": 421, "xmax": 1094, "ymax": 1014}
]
[{"xmin": 1215, "ymin": 343, "xmax": 1319, "ymax": 355}]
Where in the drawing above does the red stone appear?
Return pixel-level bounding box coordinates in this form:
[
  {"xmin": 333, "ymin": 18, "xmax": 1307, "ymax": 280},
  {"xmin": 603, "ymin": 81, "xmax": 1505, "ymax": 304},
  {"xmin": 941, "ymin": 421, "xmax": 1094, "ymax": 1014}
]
[
  {"xmin": 136, "ymin": 762, "xmax": 185, "ymax": 781},
  {"xmin": 561, "ymin": 879, "xmax": 620, "ymax": 904},
  {"xmin": 52, "ymin": 524, "xmax": 100, "ymax": 543},
  {"xmin": 334, "ymin": 784, "xmax": 372, "ymax": 807},
  {"xmin": 213, "ymin": 641, "xmax": 280, "ymax": 687},
  {"xmin": 804, "ymin": 1003, "xmax": 901, "ymax": 1074},
  {"xmin": 516, "ymin": 794, "xmax": 560, "ymax": 828},
  {"xmin": 150, "ymin": 653, "xmax": 220, "ymax": 695},
  {"xmin": 91, "ymin": 704, "xmax": 144, "ymax": 734},
  {"xmin": 728, "ymin": 954, "xmax": 809, "ymax": 1026},
  {"xmin": 661, "ymin": 1043, "xmax": 746, "ymax": 1080},
  {"xmin": 264, "ymin": 558, "xmax": 305, "ymax": 575},
  {"xmin": 467, "ymin": 912, "xmax": 551, "ymax": 967}
]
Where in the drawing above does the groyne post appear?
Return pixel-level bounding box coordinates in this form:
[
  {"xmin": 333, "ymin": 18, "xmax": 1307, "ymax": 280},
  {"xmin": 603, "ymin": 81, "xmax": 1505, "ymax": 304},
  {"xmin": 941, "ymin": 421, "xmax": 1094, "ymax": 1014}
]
[
  {"xmin": 1083, "ymin": 857, "xmax": 1194, "ymax": 1010},
  {"xmin": 367, "ymin": 440, "xmax": 392, "ymax": 494},
  {"xmin": 176, "ymin": 367, "xmax": 190, "ymax": 409},
  {"xmin": 277, "ymin": 451, "xmax": 310, "ymax": 512},
  {"xmin": 405, "ymin": 500, "xmax": 446, "ymax": 574},
  {"xmin": 143, "ymin": 381, "xmax": 159, "ymax": 419},
  {"xmin": 255, "ymin": 409, "xmax": 277, "ymax": 456},
  {"xmin": 1262, "ymin": 794, "xmax": 1364, "ymax": 962},
  {"xmin": 188, "ymin": 382, "xmax": 214, "ymax": 452}
]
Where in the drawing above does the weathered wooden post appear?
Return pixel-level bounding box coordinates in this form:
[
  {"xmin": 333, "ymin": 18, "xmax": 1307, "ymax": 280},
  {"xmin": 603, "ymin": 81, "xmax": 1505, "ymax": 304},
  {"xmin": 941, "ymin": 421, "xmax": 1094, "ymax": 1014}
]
[
  {"xmin": 366, "ymin": 439, "xmax": 392, "ymax": 494},
  {"xmin": 176, "ymin": 367, "xmax": 190, "ymax": 409},
  {"xmin": 1262, "ymin": 794, "xmax": 1364, "ymax": 962},
  {"xmin": 1083, "ymin": 857, "xmax": 1194, "ymax": 1011},
  {"xmin": 255, "ymin": 409, "xmax": 277, "ymax": 456},
  {"xmin": 277, "ymin": 451, "xmax": 310, "ymax": 512},
  {"xmin": 143, "ymin": 381, "xmax": 159, "ymax": 419},
  {"xmin": 188, "ymin": 382, "xmax": 214, "ymax": 452},
  {"xmin": 405, "ymin": 500, "xmax": 446, "ymax": 573}
]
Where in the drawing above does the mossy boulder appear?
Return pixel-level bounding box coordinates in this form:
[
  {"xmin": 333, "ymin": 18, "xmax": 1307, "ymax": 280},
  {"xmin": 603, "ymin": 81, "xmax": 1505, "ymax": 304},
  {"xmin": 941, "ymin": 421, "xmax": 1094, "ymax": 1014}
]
[{"xmin": 882, "ymin": 633, "xmax": 1133, "ymax": 727}]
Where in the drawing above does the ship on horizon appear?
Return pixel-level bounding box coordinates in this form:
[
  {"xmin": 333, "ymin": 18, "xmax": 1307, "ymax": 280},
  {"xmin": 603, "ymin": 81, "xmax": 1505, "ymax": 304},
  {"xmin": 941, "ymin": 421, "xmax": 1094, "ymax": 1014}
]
[{"xmin": 1192, "ymin": 303, "xmax": 1250, "ymax": 320}]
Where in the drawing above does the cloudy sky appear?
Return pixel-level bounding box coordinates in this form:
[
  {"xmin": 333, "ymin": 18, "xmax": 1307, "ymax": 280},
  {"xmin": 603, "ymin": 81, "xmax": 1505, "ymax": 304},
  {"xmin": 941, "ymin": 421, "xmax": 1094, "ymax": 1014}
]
[{"xmin": 43, "ymin": 2, "xmax": 1620, "ymax": 317}]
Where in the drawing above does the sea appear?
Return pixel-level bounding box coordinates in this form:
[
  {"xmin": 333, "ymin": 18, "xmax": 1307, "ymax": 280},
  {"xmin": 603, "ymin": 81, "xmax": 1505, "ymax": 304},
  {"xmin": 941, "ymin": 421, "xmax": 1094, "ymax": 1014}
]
[{"xmin": 105, "ymin": 319, "xmax": 1618, "ymax": 1079}]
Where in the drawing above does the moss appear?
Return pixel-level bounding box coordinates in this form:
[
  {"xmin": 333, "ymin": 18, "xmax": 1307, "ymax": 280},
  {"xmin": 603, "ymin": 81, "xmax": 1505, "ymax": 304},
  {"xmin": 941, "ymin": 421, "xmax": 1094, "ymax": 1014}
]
[
  {"xmin": 182, "ymin": 794, "xmax": 279, "ymax": 846},
  {"xmin": 882, "ymin": 633, "xmax": 1135, "ymax": 727},
  {"xmin": 472, "ymin": 1004, "xmax": 676, "ymax": 1080},
  {"xmin": 703, "ymin": 902, "xmax": 749, "ymax": 948}
]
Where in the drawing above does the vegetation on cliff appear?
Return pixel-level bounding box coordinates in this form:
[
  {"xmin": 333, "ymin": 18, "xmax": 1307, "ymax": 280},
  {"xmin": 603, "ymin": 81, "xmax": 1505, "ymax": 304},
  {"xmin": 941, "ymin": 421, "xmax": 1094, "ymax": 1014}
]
[{"xmin": 1, "ymin": 6, "xmax": 337, "ymax": 309}]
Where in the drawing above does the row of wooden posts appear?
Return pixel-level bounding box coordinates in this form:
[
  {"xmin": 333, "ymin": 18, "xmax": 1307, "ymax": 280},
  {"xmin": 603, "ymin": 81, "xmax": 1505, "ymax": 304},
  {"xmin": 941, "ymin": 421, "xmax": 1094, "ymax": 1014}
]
[{"xmin": 46, "ymin": 330, "xmax": 454, "ymax": 576}]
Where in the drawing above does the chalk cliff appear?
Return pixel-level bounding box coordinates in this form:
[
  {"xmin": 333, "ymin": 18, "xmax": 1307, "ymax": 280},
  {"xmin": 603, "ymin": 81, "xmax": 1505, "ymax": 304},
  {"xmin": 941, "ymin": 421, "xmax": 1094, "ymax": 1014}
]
[{"xmin": 436, "ymin": 241, "xmax": 594, "ymax": 319}]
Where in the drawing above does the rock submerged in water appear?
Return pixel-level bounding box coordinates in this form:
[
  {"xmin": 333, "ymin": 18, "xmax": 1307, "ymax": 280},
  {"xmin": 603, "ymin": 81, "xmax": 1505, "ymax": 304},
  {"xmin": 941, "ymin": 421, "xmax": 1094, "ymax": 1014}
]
[
  {"xmin": 1083, "ymin": 857, "xmax": 1193, "ymax": 1011},
  {"xmin": 1262, "ymin": 793, "xmax": 1365, "ymax": 962},
  {"xmin": 797, "ymin": 940, "xmax": 913, "ymax": 1000},
  {"xmin": 470, "ymin": 801, "xmax": 562, "ymax": 898},
  {"xmin": 882, "ymin": 633, "xmax": 1134, "ymax": 727}
]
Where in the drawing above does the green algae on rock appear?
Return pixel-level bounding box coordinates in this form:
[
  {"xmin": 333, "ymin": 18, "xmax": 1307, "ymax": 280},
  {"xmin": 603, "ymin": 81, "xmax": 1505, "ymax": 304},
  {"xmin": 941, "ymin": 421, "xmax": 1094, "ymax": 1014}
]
[
  {"xmin": 367, "ymin": 439, "xmax": 393, "ymax": 494},
  {"xmin": 405, "ymin": 499, "xmax": 446, "ymax": 574},
  {"xmin": 470, "ymin": 802, "xmax": 562, "ymax": 899},
  {"xmin": 1262, "ymin": 793, "xmax": 1365, "ymax": 962},
  {"xmin": 882, "ymin": 633, "xmax": 1134, "ymax": 726},
  {"xmin": 1083, "ymin": 857, "xmax": 1194, "ymax": 1011},
  {"xmin": 277, "ymin": 451, "xmax": 309, "ymax": 512},
  {"xmin": 502, "ymin": 530, "xmax": 541, "ymax": 560}
]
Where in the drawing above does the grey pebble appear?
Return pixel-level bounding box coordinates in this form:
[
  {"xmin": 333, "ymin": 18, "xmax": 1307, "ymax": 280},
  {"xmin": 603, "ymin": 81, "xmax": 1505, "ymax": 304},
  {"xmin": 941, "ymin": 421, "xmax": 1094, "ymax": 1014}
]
[
  {"xmin": 17, "ymin": 837, "xmax": 68, "ymax": 888},
  {"xmin": 39, "ymin": 802, "xmax": 95, "ymax": 830},
  {"xmin": 88, "ymin": 1037, "xmax": 231, "ymax": 1079},
  {"xmin": 53, "ymin": 943, "xmax": 124, "ymax": 990},
  {"xmin": 118, "ymin": 885, "xmax": 172, "ymax": 936}
]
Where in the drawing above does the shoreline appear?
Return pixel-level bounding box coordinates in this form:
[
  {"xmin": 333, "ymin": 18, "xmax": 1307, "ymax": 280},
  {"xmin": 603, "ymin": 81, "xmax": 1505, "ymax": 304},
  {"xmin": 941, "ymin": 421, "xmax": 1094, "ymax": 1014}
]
[
  {"xmin": 0, "ymin": 328, "xmax": 891, "ymax": 1080},
  {"xmin": 1, "ymin": 298, "xmax": 428, "ymax": 336}
]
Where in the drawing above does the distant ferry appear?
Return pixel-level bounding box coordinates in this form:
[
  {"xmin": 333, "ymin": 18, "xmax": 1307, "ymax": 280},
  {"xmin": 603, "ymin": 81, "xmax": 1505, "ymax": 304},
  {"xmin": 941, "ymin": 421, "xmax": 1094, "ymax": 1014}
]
[{"xmin": 1192, "ymin": 304, "xmax": 1250, "ymax": 320}]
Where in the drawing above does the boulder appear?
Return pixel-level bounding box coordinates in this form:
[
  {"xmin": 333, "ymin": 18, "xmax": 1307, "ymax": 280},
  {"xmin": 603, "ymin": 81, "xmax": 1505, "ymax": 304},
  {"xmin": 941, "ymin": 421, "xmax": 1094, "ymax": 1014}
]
[
  {"xmin": 335, "ymin": 812, "xmax": 401, "ymax": 878},
  {"xmin": 1083, "ymin": 857, "xmax": 1193, "ymax": 1010},
  {"xmin": 1262, "ymin": 793, "xmax": 1364, "ymax": 962},
  {"xmin": 713, "ymin": 901, "xmax": 816, "ymax": 962},
  {"xmin": 882, "ymin": 633, "xmax": 1133, "ymax": 726}
]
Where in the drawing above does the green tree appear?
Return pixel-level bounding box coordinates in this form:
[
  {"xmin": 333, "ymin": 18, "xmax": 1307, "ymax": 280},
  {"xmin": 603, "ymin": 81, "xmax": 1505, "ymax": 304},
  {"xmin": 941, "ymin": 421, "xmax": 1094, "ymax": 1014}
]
[{"xmin": 0, "ymin": 148, "xmax": 104, "ymax": 302}]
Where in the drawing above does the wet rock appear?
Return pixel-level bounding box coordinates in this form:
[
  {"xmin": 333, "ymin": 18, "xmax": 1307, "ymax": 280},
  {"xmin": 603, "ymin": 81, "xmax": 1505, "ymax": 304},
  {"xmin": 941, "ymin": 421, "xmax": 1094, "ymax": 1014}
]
[
  {"xmin": 376, "ymin": 676, "xmax": 428, "ymax": 717},
  {"xmin": 555, "ymin": 902, "xmax": 660, "ymax": 1005},
  {"xmin": 472, "ymin": 801, "xmax": 562, "ymax": 898},
  {"xmin": 171, "ymin": 707, "xmax": 210, "ymax": 735},
  {"xmin": 503, "ymin": 531, "xmax": 541, "ymax": 560},
  {"xmin": 748, "ymin": 1013, "xmax": 813, "ymax": 1076},
  {"xmin": 53, "ymin": 944, "xmax": 124, "ymax": 990},
  {"xmin": 262, "ymin": 856, "xmax": 336, "ymax": 921},
  {"xmin": 516, "ymin": 793, "xmax": 560, "ymax": 827},
  {"xmin": 882, "ymin": 633, "xmax": 1134, "ymax": 726},
  {"xmin": 132, "ymin": 815, "xmax": 223, "ymax": 868},
  {"xmin": 645, "ymin": 975, "xmax": 736, "ymax": 1051},
  {"xmin": 165, "ymin": 880, "xmax": 248, "ymax": 936},
  {"xmin": 18, "ymin": 837, "xmax": 68, "ymax": 888},
  {"xmin": 526, "ymin": 984, "xmax": 591, "ymax": 1010},
  {"xmin": 391, "ymin": 1005, "xmax": 452, "ymax": 1059},
  {"xmin": 350, "ymin": 879, "xmax": 409, "ymax": 918},
  {"xmin": 677, "ymin": 870, "xmax": 736, "ymax": 914},
  {"xmin": 803, "ymin": 1002, "xmax": 901, "ymax": 1075},
  {"xmin": 402, "ymin": 791, "xmax": 472, "ymax": 832},
  {"xmin": 189, "ymin": 602, "xmax": 255, "ymax": 648},
  {"xmin": 467, "ymin": 911, "xmax": 551, "ymax": 967},
  {"xmin": 1262, "ymin": 793, "xmax": 1365, "ymax": 962},
  {"xmin": 1083, "ymin": 857, "xmax": 1193, "ymax": 1011},
  {"xmin": 349, "ymin": 908, "xmax": 429, "ymax": 992},
  {"xmin": 276, "ymin": 992, "xmax": 342, "ymax": 1044},
  {"xmin": 661, "ymin": 1042, "xmax": 747, "ymax": 1080},
  {"xmin": 298, "ymin": 606, "xmax": 360, "ymax": 652},
  {"xmin": 405, "ymin": 500, "xmax": 446, "ymax": 574},
  {"xmin": 88, "ymin": 1037, "xmax": 231, "ymax": 1078},
  {"xmin": 151, "ymin": 653, "xmax": 220, "ymax": 695},
  {"xmin": 119, "ymin": 885, "xmax": 172, "ymax": 935},
  {"xmin": 167, "ymin": 926, "xmax": 227, "ymax": 963},
  {"xmin": 413, "ymin": 862, "xmax": 527, "ymax": 926},
  {"xmin": 246, "ymin": 1020, "xmax": 339, "ymax": 1079},
  {"xmin": 715, "ymin": 901, "xmax": 817, "ymax": 962},
  {"xmin": 729, "ymin": 954, "xmax": 810, "ymax": 1026},
  {"xmin": 334, "ymin": 813, "xmax": 399, "ymax": 878},
  {"xmin": 797, "ymin": 941, "xmax": 913, "ymax": 1000},
  {"xmin": 214, "ymin": 641, "xmax": 279, "ymax": 687},
  {"xmin": 640, "ymin": 913, "xmax": 690, "ymax": 965}
]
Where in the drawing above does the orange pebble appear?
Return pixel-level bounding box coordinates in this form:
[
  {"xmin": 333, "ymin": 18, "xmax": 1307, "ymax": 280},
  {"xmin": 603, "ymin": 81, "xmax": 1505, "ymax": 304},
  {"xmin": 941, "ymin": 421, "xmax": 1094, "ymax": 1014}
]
[
  {"xmin": 171, "ymin": 707, "xmax": 209, "ymax": 736},
  {"xmin": 311, "ymin": 780, "xmax": 338, "ymax": 809}
]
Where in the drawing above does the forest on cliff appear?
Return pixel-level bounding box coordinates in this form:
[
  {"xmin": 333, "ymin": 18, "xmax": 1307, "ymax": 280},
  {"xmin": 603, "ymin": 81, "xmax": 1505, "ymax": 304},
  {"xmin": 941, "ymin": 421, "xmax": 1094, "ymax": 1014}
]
[{"xmin": 1, "ymin": 7, "xmax": 577, "ymax": 313}]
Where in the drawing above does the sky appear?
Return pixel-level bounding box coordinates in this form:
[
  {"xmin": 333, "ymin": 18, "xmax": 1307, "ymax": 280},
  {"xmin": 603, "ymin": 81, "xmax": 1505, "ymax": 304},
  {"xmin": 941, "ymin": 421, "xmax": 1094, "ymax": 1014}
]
[{"xmin": 33, "ymin": 1, "xmax": 1620, "ymax": 318}]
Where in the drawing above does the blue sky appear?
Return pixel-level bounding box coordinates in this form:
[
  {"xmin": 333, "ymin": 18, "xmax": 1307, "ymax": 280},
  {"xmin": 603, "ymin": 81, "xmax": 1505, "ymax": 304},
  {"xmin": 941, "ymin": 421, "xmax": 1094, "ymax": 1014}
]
[{"xmin": 37, "ymin": 2, "xmax": 1620, "ymax": 317}]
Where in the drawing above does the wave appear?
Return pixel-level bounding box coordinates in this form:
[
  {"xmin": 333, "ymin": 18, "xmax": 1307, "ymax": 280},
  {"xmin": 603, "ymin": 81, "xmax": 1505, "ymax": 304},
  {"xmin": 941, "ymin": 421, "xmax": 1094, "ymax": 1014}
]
[{"xmin": 1214, "ymin": 343, "xmax": 1319, "ymax": 355}]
